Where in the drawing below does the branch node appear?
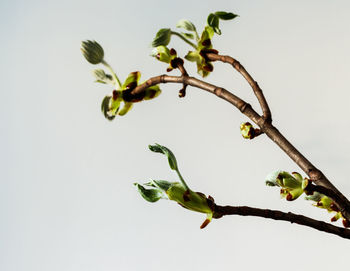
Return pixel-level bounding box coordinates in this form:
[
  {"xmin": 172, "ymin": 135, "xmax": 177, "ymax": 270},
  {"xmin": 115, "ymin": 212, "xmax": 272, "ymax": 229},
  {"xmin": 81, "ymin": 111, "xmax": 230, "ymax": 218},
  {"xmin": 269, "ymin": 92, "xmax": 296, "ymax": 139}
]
[
  {"xmin": 214, "ymin": 87, "xmax": 223, "ymax": 96},
  {"xmin": 309, "ymin": 169, "xmax": 323, "ymax": 182}
]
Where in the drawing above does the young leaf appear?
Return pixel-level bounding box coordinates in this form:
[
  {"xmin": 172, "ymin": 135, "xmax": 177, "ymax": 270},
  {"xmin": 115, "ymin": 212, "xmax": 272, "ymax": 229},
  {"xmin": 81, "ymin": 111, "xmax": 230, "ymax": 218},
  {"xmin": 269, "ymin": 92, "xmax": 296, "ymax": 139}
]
[
  {"xmin": 93, "ymin": 69, "xmax": 113, "ymax": 84},
  {"xmin": 184, "ymin": 51, "xmax": 201, "ymax": 62},
  {"xmin": 101, "ymin": 96, "xmax": 115, "ymax": 120},
  {"xmin": 207, "ymin": 13, "xmax": 221, "ymax": 35},
  {"xmin": 176, "ymin": 19, "xmax": 197, "ymax": 32},
  {"xmin": 122, "ymin": 71, "xmax": 141, "ymax": 89},
  {"xmin": 151, "ymin": 180, "xmax": 173, "ymax": 192},
  {"xmin": 134, "ymin": 183, "xmax": 163, "ymax": 202},
  {"xmin": 149, "ymin": 143, "xmax": 178, "ymax": 171},
  {"xmin": 182, "ymin": 32, "xmax": 195, "ymax": 40},
  {"xmin": 214, "ymin": 11, "xmax": 238, "ymax": 20},
  {"xmin": 152, "ymin": 28, "xmax": 171, "ymax": 47}
]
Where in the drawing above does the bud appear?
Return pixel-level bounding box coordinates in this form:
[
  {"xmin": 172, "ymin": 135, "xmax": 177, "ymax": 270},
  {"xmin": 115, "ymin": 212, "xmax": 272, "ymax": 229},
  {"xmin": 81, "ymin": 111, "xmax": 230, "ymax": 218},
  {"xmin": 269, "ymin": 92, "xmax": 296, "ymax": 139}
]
[
  {"xmin": 265, "ymin": 171, "xmax": 306, "ymax": 201},
  {"xmin": 81, "ymin": 40, "xmax": 104, "ymax": 64},
  {"xmin": 151, "ymin": 46, "xmax": 172, "ymax": 63},
  {"xmin": 134, "ymin": 144, "xmax": 215, "ymax": 228},
  {"xmin": 240, "ymin": 122, "xmax": 255, "ymax": 139},
  {"xmin": 135, "ymin": 180, "xmax": 214, "ymax": 229}
]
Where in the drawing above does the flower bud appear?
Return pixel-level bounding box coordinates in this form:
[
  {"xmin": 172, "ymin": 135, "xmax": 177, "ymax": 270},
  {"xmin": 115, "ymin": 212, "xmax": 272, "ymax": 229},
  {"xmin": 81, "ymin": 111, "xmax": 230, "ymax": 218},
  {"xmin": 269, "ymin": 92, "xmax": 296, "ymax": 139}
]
[{"xmin": 81, "ymin": 40, "xmax": 104, "ymax": 64}]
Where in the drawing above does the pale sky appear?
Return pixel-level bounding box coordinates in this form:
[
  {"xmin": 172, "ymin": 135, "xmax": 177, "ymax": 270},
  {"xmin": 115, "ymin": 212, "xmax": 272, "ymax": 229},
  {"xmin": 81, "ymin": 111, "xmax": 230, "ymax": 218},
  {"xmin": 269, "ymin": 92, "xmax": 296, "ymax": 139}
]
[{"xmin": 1, "ymin": 0, "xmax": 350, "ymax": 270}]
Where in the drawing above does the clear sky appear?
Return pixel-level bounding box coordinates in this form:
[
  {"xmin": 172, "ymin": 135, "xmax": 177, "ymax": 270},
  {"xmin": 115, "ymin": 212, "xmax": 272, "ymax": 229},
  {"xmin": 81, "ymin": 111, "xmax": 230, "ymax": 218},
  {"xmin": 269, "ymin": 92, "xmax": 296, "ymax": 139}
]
[{"xmin": 1, "ymin": 0, "xmax": 350, "ymax": 270}]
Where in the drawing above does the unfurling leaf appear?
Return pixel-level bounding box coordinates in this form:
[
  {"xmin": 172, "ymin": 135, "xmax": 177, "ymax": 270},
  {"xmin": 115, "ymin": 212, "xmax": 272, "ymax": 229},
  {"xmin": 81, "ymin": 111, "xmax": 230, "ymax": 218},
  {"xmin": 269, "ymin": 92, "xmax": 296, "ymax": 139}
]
[
  {"xmin": 101, "ymin": 96, "xmax": 115, "ymax": 121},
  {"xmin": 265, "ymin": 170, "xmax": 306, "ymax": 201},
  {"xmin": 207, "ymin": 13, "xmax": 221, "ymax": 35},
  {"xmin": 176, "ymin": 19, "xmax": 197, "ymax": 32},
  {"xmin": 151, "ymin": 46, "xmax": 172, "ymax": 63},
  {"xmin": 214, "ymin": 11, "xmax": 238, "ymax": 20},
  {"xmin": 182, "ymin": 32, "xmax": 195, "ymax": 39},
  {"xmin": 93, "ymin": 69, "xmax": 113, "ymax": 84},
  {"xmin": 149, "ymin": 143, "xmax": 178, "ymax": 171},
  {"xmin": 134, "ymin": 183, "xmax": 163, "ymax": 202},
  {"xmin": 81, "ymin": 40, "xmax": 104, "ymax": 64},
  {"xmin": 152, "ymin": 28, "xmax": 171, "ymax": 47}
]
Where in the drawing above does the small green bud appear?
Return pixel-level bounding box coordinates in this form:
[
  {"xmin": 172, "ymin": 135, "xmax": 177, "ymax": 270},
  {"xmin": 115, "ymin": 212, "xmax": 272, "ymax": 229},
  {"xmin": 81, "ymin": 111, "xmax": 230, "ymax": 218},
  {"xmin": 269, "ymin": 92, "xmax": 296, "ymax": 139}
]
[
  {"xmin": 81, "ymin": 40, "xmax": 104, "ymax": 64},
  {"xmin": 151, "ymin": 46, "xmax": 172, "ymax": 63},
  {"xmin": 240, "ymin": 122, "xmax": 255, "ymax": 139},
  {"xmin": 266, "ymin": 170, "xmax": 306, "ymax": 201},
  {"xmin": 240, "ymin": 122, "xmax": 253, "ymax": 139}
]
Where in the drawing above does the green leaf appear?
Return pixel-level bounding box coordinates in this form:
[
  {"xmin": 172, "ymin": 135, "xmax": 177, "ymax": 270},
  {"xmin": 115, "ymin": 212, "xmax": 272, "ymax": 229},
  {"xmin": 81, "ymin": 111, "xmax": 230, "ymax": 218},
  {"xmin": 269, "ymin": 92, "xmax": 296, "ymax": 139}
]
[
  {"xmin": 182, "ymin": 32, "xmax": 195, "ymax": 40},
  {"xmin": 214, "ymin": 11, "xmax": 238, "ymax": 20},
  {"xmin": 151, "ymin": 180, "xmax": 173, "ymax": 192},
  {"xmin": 266, "ymin": 180, "xmax": 278, "ymax": 187},
  {"xmin": 265, "ymin": 170, "xmax": 283, "ymax": 186},
  {"xmin": 118, "ymin": 102, "xmax": 133, "ymax": 116},
  {"xmin": 92, "ymin": 69, "xmax": 113, "ymax": 84},
  {"xmin": 207, "ymin": 13, "xmax": 221, "ymax": 35},
  {"xmin": 101, "ymin": 96, "xmax": 115, "ymax": 121},
  {"xmin": 151, "ymin": 46, "xmax": 171, "ymax": 63},
  {"xmin": 184, "ymin": 51, "xmax": 201, "ymax": 62},
  {"xmin": 152, "ymin": 28, "xmax": 171, "ymax": 47},
  {"xmin": 176, "ymin": 19, "xmax": 197, "ymax": 32},
  {"xmin": 122, "ymin": 71, "xmax": 141, "ymax": 89},
  {"xmin": 144, "ymin": 85, "xmax": 161, "ymax": 100},
  {"xmin": 95, "ymin": 80, "xmax": 106, "ymax": 84},
  {"xmin": 149, "ymin": 143, "xmax": 178, "ymax": 171},
  {"xmin": 134, "ymin": 183, "xmax": 163, "ymax": 203},
  {"xmin": 305, "ymin": 192, "xmax": 323, "ymax": 202}
]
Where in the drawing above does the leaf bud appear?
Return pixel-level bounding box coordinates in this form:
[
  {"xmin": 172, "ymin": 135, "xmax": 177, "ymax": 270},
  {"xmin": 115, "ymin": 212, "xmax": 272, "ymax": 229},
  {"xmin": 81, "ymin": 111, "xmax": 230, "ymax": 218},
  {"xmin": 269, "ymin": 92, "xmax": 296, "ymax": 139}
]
[
  {"xmin": 81, "ymin": 40, "xmax": 104, "ymax": 64},
  {"xmin": 240, "ymin": 122, "xmax": 255, "ymax": 139}
]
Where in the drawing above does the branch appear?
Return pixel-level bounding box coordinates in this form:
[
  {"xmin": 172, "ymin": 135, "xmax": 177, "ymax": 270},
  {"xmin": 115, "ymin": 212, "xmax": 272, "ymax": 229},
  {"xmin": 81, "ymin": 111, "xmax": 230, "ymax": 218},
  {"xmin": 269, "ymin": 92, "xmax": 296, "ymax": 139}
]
[
  {"xmin": 130, "ymin": 74, "xmax": 350, "ymax": 222},
  {"xmin": 213, "ymin": 205, "xmax": 350, "ymax": 239},
  {"xmin": 206, "ymin": 53, "xmax": 272, "ymax": 122}
]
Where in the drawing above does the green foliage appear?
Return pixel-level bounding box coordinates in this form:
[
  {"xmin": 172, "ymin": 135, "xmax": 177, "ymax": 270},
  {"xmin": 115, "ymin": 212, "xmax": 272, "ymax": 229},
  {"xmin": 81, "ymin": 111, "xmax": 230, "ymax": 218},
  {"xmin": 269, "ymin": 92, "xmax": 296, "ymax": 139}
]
[
  {"xmin": 214, "ymin": 11, "xmax": 238, "ymax": 20},
  {"xmin": 92, "ymin": 69, "xmax": 114, "ymax": 84},
  {"xmin": 149, "ymin": 143, "xmax": 178, "ymax": 171},
  {"xmin": 265, "ymin": 171, "xmax": 309, "ymax": 201},
  {"xmin": 134, "ymin": 183, "xmax": 164, "ymax": 202},
  {"xmin": 81, "ymin": 41, "xmax": 162, "ymax": 120},
  {"xmin": 151, "ymin": 11, "xmax": 238, "ymax": 77},
  {"xmin": 152, "ymin": 28, "xmax": 172, "ymax": 47},
  {"xmin": 184, "ymin": 26, "xmax": 217, "ymax": 77},
  {"xmin": 267, "ymin": 171, "xmax": 349, "ymax": 226},
  {"xmin": 134, "ymin": 145, "xmax": 215, "ymax": 228},
  {"xmin": 207, "ymin": 12, "xmax": 238, "ymax": 34},
  {"xmin": 176, "ymin": 19, "xmax": 197, "ymax": 32}
]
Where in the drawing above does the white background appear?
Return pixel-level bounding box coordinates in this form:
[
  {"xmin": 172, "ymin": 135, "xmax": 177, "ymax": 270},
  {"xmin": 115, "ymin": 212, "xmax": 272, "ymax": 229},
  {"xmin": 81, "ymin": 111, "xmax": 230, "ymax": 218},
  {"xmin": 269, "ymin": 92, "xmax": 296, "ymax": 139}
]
[{"xmin": 2, "ymin": 0, "xmax": 350, "ymax": 270}]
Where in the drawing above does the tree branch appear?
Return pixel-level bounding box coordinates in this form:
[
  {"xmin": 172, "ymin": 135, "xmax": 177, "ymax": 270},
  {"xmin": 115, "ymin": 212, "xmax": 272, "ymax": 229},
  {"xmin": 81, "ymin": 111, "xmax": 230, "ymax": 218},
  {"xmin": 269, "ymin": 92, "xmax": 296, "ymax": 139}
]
[
  {"xmin": 213, "ymin": 205, "xmax": 350, "ymax": 239},
  {"xmin": 206, "ymin": 53, "xmax": 272, "ymax": 122},
  {"xmin": 130, "ymin": 73, "xmax": 350, "ymax": 222}
]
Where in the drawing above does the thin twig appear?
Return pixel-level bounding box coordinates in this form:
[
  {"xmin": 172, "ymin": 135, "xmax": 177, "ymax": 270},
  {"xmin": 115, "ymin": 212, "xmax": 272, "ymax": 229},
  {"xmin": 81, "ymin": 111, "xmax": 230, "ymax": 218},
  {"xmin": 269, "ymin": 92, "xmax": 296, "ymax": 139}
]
[
  {"xmin": 213, "ymin": 205, "xmax": 350, "ymax": 239},
  {"xmin": 206, "ymin": 53, "xmax": 272, "ymax": 122},
  {"xmin": 130, "ymin": 74, "xmax": 350, "ymax": 222}
]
